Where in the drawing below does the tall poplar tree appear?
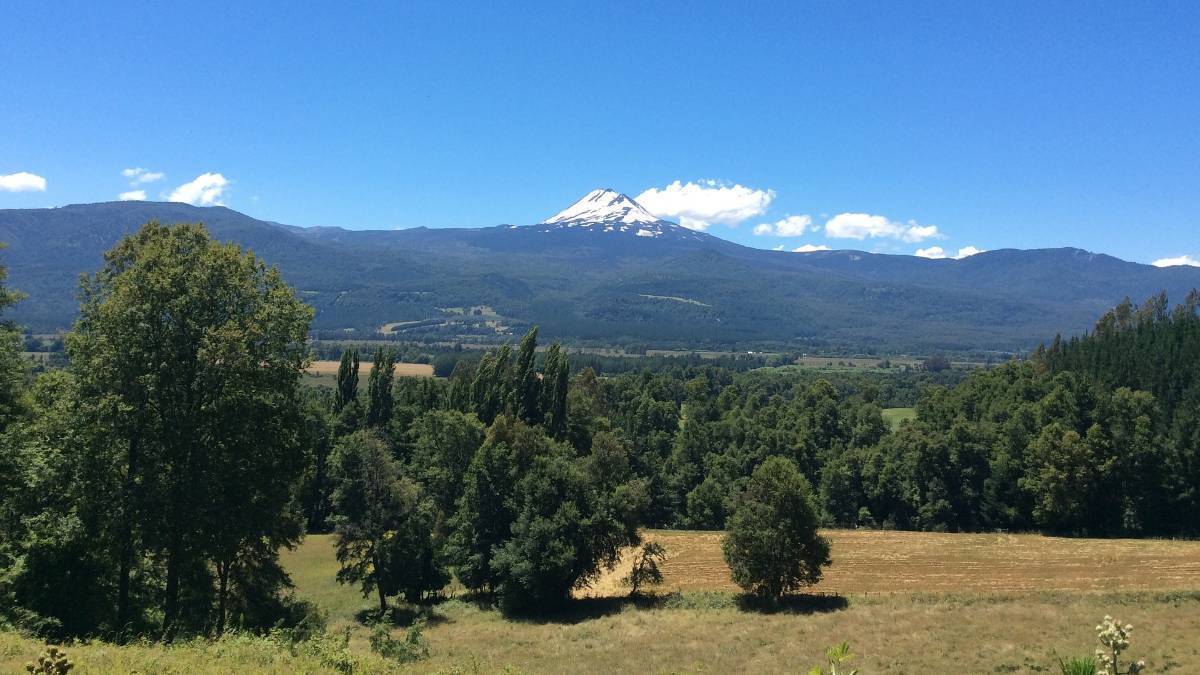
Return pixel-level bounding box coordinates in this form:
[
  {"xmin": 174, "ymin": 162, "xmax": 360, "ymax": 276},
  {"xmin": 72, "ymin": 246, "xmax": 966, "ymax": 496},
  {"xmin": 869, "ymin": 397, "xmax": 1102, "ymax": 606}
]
[
  {"xmin": 365, "ymin": 348, "xmax": 396, "ymax": 428},
  {"xmin": 334, "ymin": 348, "xmax": 360, "ymax": 412},
  {"xmin": 513, "ymin": 326, "xmax": 541, "ymax": 424}
]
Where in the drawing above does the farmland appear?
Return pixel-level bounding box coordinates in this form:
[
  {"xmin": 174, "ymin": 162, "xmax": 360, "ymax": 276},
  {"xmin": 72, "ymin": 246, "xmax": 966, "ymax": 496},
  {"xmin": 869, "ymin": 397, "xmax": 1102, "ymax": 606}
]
[
  {"xmin": 281, "ymin": 530, "xmax": 1200, "ymax": 672},
  {"xmin": 303, "ymin": 359, "xmax": 434, "ymax": 387},
  {"xmin": 6, "ymin": 530, "xmax": 1198, "ymax": 674}
]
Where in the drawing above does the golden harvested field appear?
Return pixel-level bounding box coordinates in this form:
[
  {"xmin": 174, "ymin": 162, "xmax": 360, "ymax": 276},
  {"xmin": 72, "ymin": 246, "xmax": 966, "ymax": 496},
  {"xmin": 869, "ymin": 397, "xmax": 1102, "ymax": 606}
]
[
  {"xmin": 581, "ymin": 529, "xmax": 1200, "ymax": 597},
  {"xmin": 306, "ymin": 359, "xmax": 434, "ymax": 378},
  {"xmin": 7, "ymin": 531, "xmax": 1200, "ymax": 674}
]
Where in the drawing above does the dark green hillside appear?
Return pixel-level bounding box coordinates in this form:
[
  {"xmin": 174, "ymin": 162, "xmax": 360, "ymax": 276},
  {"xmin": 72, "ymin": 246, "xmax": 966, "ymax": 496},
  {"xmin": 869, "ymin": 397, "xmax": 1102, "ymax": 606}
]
[{"xmin": 2, "ymin": 201, "xmax": 1198, "ymax": 353}]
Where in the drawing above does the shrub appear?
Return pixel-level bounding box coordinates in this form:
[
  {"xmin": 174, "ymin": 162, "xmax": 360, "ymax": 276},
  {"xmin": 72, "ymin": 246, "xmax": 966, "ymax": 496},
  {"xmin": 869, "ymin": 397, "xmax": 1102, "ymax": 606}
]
[
  {"xmin": 807, "ymin": 641, "xmax": 858, "ymax": 675},
  {"xmin": 1094, "ymin": 616, "xmax": 1144, "ymax": 675},
  {"xmin": 721, "ymin": 456, "xmax": 831, "ymax": 600},
  {"xmin": 24, "ymin": 646, "xmax": 73, "ymax": 674},
  {"xmin": 1059, "ymin": 656, "xmax": 1098, "ymax": 675},
  {"xmin": 369, "ymin": 618, "xmax": 429, "ymax": 663}
]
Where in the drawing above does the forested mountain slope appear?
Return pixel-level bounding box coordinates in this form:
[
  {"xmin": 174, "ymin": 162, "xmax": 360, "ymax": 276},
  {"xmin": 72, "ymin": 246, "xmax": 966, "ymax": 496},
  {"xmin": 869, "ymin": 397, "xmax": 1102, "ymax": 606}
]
[{"xmin": 2, "ymin": 196, "xmax": 1197, "ymax": 353}]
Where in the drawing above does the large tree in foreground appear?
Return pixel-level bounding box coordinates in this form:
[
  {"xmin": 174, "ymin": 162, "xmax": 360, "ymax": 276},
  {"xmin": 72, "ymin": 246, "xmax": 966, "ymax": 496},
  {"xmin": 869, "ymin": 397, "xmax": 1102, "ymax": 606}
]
[
  {"xmin": 68, "ymin": 221, "xmax": 313, "ymax": 637},
  {"xmin": 722, "ymin": 456, "xmax": 830, "ymax": 600}
]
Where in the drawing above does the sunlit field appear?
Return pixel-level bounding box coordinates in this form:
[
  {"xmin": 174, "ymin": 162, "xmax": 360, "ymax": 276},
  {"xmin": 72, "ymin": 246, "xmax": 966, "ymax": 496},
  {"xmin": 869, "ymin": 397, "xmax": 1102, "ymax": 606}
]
[
  {"xmin": 4, "ymin": 529, "xmax": 1200, "ymax": 673},
  {"xmin": 302, "ymin": 359, "xmax": 435, "ymax": 388}
]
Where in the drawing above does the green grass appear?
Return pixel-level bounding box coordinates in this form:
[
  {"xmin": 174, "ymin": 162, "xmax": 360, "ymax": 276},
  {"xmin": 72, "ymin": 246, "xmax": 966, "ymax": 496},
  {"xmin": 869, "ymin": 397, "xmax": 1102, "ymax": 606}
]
[
  {"xmin": 881, "ymin": 407, "xmax": 916, "ymax": 430},
  {"xmin": 6, "ymin": 532, "xmax": 1200, "ymax": 673}
]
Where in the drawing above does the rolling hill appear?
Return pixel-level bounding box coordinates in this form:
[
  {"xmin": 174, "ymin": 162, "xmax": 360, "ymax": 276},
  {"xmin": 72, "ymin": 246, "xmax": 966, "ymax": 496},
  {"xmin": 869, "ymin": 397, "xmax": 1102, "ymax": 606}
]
[{"xmin": 2, "ymin": 189, "xmax": 1197, "ymax": 353}]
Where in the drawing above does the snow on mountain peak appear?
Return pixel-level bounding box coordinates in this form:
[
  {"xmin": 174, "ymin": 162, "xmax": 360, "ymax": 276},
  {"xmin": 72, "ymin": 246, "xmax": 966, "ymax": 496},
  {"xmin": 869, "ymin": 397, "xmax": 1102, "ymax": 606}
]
[{"xmin": 542, "ymin": 188, "xmax": 663, "ymax": 226}]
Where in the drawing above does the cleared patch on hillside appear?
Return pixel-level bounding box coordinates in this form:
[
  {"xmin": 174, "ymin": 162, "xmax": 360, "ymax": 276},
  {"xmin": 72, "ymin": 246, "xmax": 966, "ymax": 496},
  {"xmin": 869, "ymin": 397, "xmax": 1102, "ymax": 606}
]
[
  {"xmin": 881, "ymin": 407, "xmax": 917, "ymax": 429},
  {"xmin": 637, "ymin": 293, "xmax": 712, "ymax": 307}
]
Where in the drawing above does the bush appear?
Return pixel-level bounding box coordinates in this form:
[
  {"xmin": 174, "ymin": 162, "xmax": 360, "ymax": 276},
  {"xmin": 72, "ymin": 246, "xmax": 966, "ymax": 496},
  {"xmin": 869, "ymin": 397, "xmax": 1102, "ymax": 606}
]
[
  {"xmin": 807, "ymin": 641, "xmax": 858, "ymax": 675},
  {"xmin": 721, "ymin": 456, "xmax": 831, "ymax": 600},
  {"xmin": 1059, "ymin": 656, "xmax": 1097, "ymax": 675},
  {"xmin": 369, "ymin": 619, "xmax": 429, "ymax": 663},
  {"xmin": 24, "ymin": 646, "xmax": 73, "ymax": 674}
]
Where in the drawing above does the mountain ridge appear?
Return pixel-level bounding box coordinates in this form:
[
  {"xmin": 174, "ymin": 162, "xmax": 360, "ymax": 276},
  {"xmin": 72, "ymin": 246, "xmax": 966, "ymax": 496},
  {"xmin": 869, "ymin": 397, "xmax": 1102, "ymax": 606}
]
[{"xmin": 1, "ymin": 195, "xmax": 1198, "ymax": 353}]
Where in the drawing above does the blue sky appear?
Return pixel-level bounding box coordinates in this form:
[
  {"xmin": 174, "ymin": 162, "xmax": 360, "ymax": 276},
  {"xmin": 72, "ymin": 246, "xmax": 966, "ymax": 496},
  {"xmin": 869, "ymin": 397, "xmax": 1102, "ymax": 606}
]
[{"xmin": 2, "ymin": 1, "xmax": 1198, "ymax": 264}]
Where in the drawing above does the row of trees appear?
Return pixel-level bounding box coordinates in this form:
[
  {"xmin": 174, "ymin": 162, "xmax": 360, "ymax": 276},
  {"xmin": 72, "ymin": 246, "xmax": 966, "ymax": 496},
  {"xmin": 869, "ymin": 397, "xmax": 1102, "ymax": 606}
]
[{"xmin": 4, "ymin": 221, "xmax": 1198, "ymax": 641}]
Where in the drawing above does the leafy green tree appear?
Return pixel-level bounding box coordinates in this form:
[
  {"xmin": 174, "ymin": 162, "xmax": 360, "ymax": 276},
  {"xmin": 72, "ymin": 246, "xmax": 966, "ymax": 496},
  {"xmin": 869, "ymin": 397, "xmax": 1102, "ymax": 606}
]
[
  {"xmin": 448, "ymin": 416, "xmax": 534, "ymax": 592},
  {"xmin": 406, "ymin": 409, "xmax": 485, "ymax": 531},
  {"xmin": 3, "ymin": 370, "xmax": 121, "ymax": 637},
  {"xmin": 0, "ymin": 242, "xmax": 23, "ymax": 433},
  {"xmin": 489, "ymin": 441, "xmax": 644, "ymax": 612},
  {"xmin": 329, "ymin": 431, "xmax": 445, "ymax": 611},
  {"xmin": 722, "ymin": 456, "xmax": 830, "ymax": 600},
  {"xmin": 1020, "ymin": 423, "xmax": 1096, "ymax": 534},
  {"xmin": 67, "ymin": 221, "xmax": 313, "ymax": 637}
]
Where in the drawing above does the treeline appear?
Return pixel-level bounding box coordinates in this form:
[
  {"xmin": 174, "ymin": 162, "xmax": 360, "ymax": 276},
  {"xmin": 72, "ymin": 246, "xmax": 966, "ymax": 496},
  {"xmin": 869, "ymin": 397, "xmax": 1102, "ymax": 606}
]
[
  {"xmin": 4, "ymin": 222, "xmax": 1199, "ymax": 644},
  {"xmin": 1, "ymin": 224, "xmax": 315, "ymax": 639}
]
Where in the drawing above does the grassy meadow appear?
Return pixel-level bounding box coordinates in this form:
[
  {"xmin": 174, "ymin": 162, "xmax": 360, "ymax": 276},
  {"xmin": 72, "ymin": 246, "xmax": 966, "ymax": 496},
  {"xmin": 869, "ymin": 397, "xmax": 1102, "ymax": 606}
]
[
  {"xmin": 7, "ymin": 530, "xmax": 1200, "ymax": 673},
  {"xmin": 880, "ymin": 406, "xmax": 916, "ymax": 430}
]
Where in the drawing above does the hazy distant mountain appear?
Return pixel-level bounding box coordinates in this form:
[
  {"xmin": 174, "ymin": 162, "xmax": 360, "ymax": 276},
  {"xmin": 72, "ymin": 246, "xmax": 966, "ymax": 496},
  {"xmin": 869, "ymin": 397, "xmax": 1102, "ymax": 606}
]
[{"xmin": 2, "ymin": 191, "xmax": 1198, "ymax": 353}]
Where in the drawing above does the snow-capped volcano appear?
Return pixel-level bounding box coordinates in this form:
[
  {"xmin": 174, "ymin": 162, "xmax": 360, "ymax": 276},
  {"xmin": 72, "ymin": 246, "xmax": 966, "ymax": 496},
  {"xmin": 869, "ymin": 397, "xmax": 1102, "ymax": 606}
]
[
  {"xmin": 534, "ymin": 188, "xmax": 706, "ymax": 241},
  {"xmin": 543, "ymin": 188, "xmax": 662, "ymax": 226}
]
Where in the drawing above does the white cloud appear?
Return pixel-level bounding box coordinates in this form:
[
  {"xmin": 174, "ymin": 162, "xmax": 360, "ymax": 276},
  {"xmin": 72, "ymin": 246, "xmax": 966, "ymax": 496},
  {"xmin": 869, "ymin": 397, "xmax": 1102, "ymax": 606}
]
[
  {"xmin": 915, "ymin": 245, "xmax": 986, "ymax": 260},
  {"xmin": 824, "ymin": 212, "xmax": 942, "ymax": 243},
  {"xmin": 793, "ymin": 244, "xmax": 831, "ymax": 253},
  {"xmin": 1152, "ymin": 255, "xmax": 1200, "ymax": 268},
  {"xmin": 753, "ymin": 214, "xmax": 813, "ymax": 237},
  {"xmin": 636, "ymin": 180, "xmax": 774, "ymax": 231},
  {"xmin": 0, "ymin": 171, "xmax": 47, "ymax": 192},
  {"xmin": 123, "ymin": 167, "xmax": 164, "ymax": 184},
  {"xmin": 168, "ymin": 172, "xmax": 230, "ymax": 206},
  {"xmin": 772, "ymin": 244, "xmax": 784, "ymax": 251},
  {"xmin": 901, "ymin": 224, "xmax": 941, "ymax": 243},
  {"xmin": 119, "ymin": 190, "xmax": 146, "ymax": 201}
]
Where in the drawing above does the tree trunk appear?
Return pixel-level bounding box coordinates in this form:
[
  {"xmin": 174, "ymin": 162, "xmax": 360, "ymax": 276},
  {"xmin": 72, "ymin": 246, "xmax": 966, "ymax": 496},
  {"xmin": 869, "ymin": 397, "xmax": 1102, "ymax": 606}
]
[
  {"xmin": 162, "ymin": 534, "xmax": 182, "ymax": 641},
  {"xmin": 215, "ymin": 559, "xmax": 231, "ymax": 637},
  {"xmin": 116, "ymin": 430, "xmax": 141, "ymax": 639},
  {"xmin": 374, "ymin": 551, "xmax": 388, "ymax": 613}
]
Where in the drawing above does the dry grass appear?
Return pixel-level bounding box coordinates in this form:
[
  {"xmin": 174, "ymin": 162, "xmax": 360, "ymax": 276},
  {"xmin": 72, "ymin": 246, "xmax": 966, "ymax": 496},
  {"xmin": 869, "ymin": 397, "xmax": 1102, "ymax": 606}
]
[
  {"xmin": 7, "ymin": 531, "xmax": 1200, "ymax": 673},
  {"xmin": 306, "ymin": 360, "xmax": 434, "ymax": 378},
  {"xmin": 589, "ymin": 529, "xmax": 1200, "ymax": 596}
]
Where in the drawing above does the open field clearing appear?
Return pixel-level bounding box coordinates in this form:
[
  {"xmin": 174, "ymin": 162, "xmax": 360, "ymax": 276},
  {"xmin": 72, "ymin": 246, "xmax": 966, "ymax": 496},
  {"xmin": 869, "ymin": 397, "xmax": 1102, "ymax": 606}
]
[
  {"xmin": 881, "ymin": 407, "xmax": 917, "ymax": 429},
  {"xmin": 6, "ymin": 531, "xmax": 1199, "ymax": 674},
  {"xmin": 306, "ymin": 359, "xmax": 434, "ymax": 378},
  {"xmin": 303, "ymin": 359, "xmax": 434, "ymax": 387},
  {"xmin": 584, "ymin": 529, "xmax": 1200, "ymax": 597}
]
